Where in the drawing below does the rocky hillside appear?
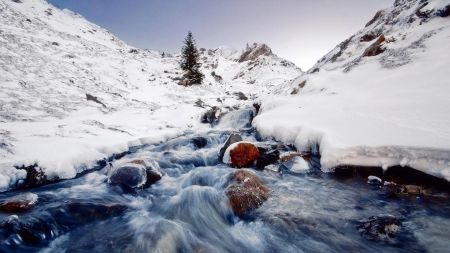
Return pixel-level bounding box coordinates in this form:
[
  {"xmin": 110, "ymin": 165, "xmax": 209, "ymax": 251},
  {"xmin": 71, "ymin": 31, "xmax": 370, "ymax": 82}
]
[{"xmin": 0, "ymin": 0, "xmax": 302, "ymax": 191}]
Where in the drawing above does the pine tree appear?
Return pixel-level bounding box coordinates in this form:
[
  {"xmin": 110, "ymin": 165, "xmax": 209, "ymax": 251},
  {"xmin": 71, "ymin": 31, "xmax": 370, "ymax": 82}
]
[{"xmin": 180, "ymin": 31, "xmax": 204, "ymax": 85}]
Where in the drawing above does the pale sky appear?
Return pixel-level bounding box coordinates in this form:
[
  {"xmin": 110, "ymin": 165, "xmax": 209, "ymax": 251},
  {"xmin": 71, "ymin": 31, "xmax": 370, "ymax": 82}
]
[{"xmin": 48, "ymin": 0, "xmax": 393, "ymax": 71}]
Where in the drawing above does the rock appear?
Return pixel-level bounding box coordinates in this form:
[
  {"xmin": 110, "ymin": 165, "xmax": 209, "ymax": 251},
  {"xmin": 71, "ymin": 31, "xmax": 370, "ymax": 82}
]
[
  {"xmin": 238, "ymin": 43, "xmax": 273, "ymax": 62},
  {"xmin": 439, "ymin": 4, "xmax": 450, "ymax": 17},
  {"xmin": 357, "ymin": 215, "xmax": 402, "ymax": 241},
  {"xmin": 404, "ymin": 185, "xmax": 423, "ymax": 195},
  {"xmin": 367, "ymin": 175, "xmax": 383, "ymax": 186},
  {"xmin": 51, "ymin": 42, "xmax": 59, "ymax": 46},
  {"xmin": 194, "ymin": 99, "xmax": 205, "ymax": 108},
  {"xmin": 219, "ymin": 133, "xmax": 243, "ymax": 161},
  {"xmin": 225, "ymin": 170, "xmax": 269, "ymax": 216},
  {"xmin": 129, "ymin": 159, "xmax": 162, "ymax": 187},
  {"xmin": 178, "ymin": 79, "xmax": 191, "ymax": 86},
  {"xmin": 16, "ymin": 164, "xmax": 57, "ymax": 189},
  {"xmin": 86, "ymin": 93, "xmax": 106, "ymax": 107},
  {"xmin": 256, "ymin": 149, "xmax": 280, "ymax": 169},
  {"xmin": 229, "ymin": 143, "xmax": 261, "ymax": 168},
  {"xmin": 128, "ymin": 49, "xmax": 138, "ymax": 54},
  {"xmin": 189, "ymin": 137, "xmax": 208, "ymax": 149},
  {"xmin": 363, "ymin": 35, "xmax": 386, "ymax": 57},
  {"xmin": 253, "ymin": 103, "xmax": 260, "ymax": 116},
  {"xmin": 0, "ymin": 193, "xmax": 38, "ymax": 212},
  {"xmin": 108, "ymin": 163, "xmax": 147, "ymax": 188},
  {"xmin": 365, "ymin": 10, "xmax": 383, "ymax": 27},
  {"xmin": 0, "ymin": 215, "xmax": 54, "ymax": 245},
  {"xmin": 233, "ymin": 91, "xmax": 248, "ymax": 100}
]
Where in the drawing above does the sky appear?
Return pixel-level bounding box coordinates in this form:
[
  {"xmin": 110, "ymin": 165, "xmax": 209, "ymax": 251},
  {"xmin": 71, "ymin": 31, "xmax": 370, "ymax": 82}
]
[{"xmin": 47, "ymin": 0, "xmax": 393, "ymax": 71}]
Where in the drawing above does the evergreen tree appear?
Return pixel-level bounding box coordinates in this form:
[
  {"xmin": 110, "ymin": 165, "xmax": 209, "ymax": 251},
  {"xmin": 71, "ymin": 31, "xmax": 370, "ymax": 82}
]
[{"xmin": 180, "ymin": 31, "xmax": 204, "ymax": 85}]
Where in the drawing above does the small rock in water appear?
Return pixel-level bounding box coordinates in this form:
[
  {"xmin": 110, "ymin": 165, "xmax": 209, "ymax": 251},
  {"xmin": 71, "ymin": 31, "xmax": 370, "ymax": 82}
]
[
  {"xmin": 219, "ymin": 133, "xmax": 243, "ymax": 161},
  {"xmin": 357, "ymin": 215, "xmax": 402, "ymax": 241},
  {"xmin": 226, "ymin": 170, "xmax": 269, "ymax": 216},
  {"xmin": 256, "ymin": 149, "xmax": 280, "ymax": 169},
  {"xmin": 129, "ymin": 159, "xmax": 162, "ymax": 187},
  {"xmin": 108, "ymin": 163, "xmax": 147, "ymax": 188},
  {"xmin": 228, "ymin": 142, "xmax": 260, "ymax": 168},
  {"xmin": 368, "ymin": 175, "xmax": 383, "ymax": 186},
  {"xmin": 0, "ymin": 193, "xmax": 38, "ymax": 212},
  {"xmin": 189, "ymin": 137, "xmax": 208, "ymax": 149}
]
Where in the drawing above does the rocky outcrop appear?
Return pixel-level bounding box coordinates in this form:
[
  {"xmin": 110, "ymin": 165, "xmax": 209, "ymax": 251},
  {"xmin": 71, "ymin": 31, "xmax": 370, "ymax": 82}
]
[
  {"xmin": 219, "ymin": 133, "xmax": 243, "ymax": 161},
  {"xmin": 229, "ymin": 142, "xmax": 261, "ymax": 168},
  {"xmin": 225, "ymin": 170, "xmax": 269, "ymax": 216},
  {"xmin": 363, "ymin": 35, "xmax": 386, "ymax": 57},
  {"xmin": 238, "ymin": 43, "xmax": 274, "ymax": 62}
]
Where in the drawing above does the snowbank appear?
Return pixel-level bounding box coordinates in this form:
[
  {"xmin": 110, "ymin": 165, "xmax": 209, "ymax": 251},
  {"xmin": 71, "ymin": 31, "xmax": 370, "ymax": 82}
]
[{"xmin": 254, "ymin": 3, "xmax": 450, "ymax": 180}]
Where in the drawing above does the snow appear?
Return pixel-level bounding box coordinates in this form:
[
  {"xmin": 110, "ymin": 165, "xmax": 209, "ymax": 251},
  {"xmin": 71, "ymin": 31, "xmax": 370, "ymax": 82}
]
[
  {"xmin": 288, "ymin": 157, "xmax": 310, "ymax": 173},
  {"xmin": 0, "ymin": 0, "xmax": 300, "ymax": 192},
  {"xmin": 254, "ymin": 0, "xmax": 450, "ymax": 180},
  {"xmin": 1, "ymin": 0, "xmax": 450, "ymax": 192}
]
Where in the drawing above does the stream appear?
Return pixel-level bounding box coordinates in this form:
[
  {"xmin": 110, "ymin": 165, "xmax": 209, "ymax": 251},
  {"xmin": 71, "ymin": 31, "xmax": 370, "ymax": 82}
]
[{"xmin": 1, "ymin": 109, "xmax": 450, "ymax": 253}]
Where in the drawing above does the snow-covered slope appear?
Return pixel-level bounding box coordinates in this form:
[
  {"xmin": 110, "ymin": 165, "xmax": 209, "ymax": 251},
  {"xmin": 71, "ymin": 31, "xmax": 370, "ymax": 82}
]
[
  {"xmin": 0, "ymin": 0, "xmax": 301, "ymax": 191},
  {"xmin": 254, "ymin": 0, "xmax": 450, "ymax": 180}
]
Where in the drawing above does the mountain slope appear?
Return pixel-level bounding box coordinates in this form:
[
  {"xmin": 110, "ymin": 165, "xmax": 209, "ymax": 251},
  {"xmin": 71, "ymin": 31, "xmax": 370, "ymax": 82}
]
[
  {"xmin": 254, "ymin": 0, "xmax": 450, "ymax": 180},
  {"xmin": 0, "ymin": 0, "xmax": 302, "ymax": 191}
]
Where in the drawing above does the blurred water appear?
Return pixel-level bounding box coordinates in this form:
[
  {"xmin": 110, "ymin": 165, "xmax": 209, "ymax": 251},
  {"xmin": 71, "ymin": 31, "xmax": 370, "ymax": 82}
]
[{"xmin": 0, "ymin": 110, "xmax": 450, "ymax": 252}]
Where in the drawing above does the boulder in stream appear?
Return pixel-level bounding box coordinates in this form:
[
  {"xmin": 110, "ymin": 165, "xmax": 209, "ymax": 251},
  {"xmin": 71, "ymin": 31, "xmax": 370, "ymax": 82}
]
[
  {"xmin": 226, "ymin": 142, "xmax": 261, "ymax": 168},
  {"xmin": 0, "ymin": 193, "xmax": 38, "ymax": 212},
  {"xmin": 226, "ymin": 170, "xmax": 269, "ymax": 216},
  {"xmin": 219, "ymin": 133, "xmax": 243, "ymax": 161},
  {"xmin": 108, "ymin": 163, "xmax": 147, "ymax": 188}
]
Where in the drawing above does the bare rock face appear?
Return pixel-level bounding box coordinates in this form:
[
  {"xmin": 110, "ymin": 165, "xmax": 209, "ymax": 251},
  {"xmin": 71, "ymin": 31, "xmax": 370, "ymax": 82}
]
[
  {"xmin": 238, "ymin": 43, "xmax": 274, "ymax": 62},
  {"xmin": 225, "ymin": 170, "xmax": 269, "ymax": 216},
  {"xmin": 229, "ymin": 143, "xmax": 261, "ymax": 168},
  {"xmin": 0, "ymin": 193, "xmax": 38, "ymax": 212}
]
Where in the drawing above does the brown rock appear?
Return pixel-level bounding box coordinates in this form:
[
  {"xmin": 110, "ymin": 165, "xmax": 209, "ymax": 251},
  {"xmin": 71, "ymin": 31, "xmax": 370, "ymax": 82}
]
[
  {"xmin": 230, "ymin": 143, "xmax": 261, "ymax": 168},
  {"xmin": 226, "ymin": 170, "xmax": 269, "ymax": 216},
  {"xmin": 363, "ymin": 35, "xmax": 386, "ymax": 57},
  {"xmin": 0, "ymin": 193, "xmax": 38, "ymax": 212}
]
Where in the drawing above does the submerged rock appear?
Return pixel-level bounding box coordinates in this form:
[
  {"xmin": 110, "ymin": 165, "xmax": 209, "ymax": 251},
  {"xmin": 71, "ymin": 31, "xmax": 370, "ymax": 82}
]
[
  {"xmin": 357, "ymin": 215, "xmax": 402, "ymax": 241},
  {"xmin": 0, "ymin": 193, "xmax": 38, "ymax": 212},
  {"xmin": 108, "ymin": 163, "xmax": 147, "ymax": 188},
  {"xmin": 225, "ymin": 170, "xmax": 269, "ymax": 216},
  {"xmin": 219, "ymin": 133, "xmax": 243, "ymax": 161},
  {"xmin": 256, "ymin": 149, "xmax": 280, "ymax": 169},
  {"xmin": 190, "ymin": 137, "xmax": 208, "ymax": 149},
  {"xmin": 228, "ymin": 142, "xmax": 261, "ymax": 168}
]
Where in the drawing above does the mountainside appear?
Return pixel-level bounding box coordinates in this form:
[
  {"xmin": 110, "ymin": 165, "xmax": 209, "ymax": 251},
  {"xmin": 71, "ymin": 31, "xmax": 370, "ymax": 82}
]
[
  {"xmin": 254, "ymin": 0, "xmax": 450, "ymax": 179},
  {"xmin": 0, "ymin": 0, "xmax": 301, "ymax": 191}
]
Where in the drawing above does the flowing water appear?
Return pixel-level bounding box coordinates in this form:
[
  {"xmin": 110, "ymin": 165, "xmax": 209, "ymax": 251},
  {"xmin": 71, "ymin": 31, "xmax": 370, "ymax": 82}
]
[{"xmin": 1, "ymin": 110, "xmax": 450, "ymax": 253}]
